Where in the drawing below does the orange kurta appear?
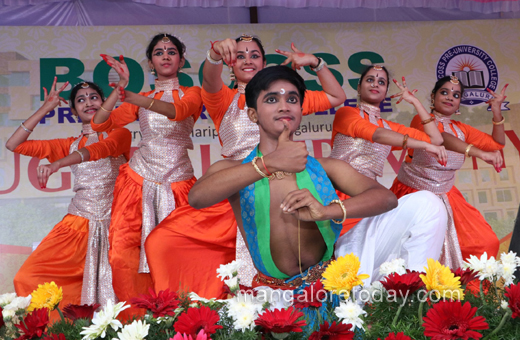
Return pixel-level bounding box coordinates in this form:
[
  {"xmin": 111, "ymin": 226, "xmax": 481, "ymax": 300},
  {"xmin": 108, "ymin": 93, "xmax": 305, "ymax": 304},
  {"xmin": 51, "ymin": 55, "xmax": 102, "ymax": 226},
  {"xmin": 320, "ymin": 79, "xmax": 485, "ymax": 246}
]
[
  {"xmin": 144, "ymin": 85, "xmax": 334, "ymax": 298},
  {"xmin": 390, "ymin": 114, "xmax": 503, "ymax": 260},
  {"xmin": 13, "ymin": 128, "xmax": 130, "ymax": 316},
  {"xmin": 91, "ymin": 86, "xmax": 202, "ymax": 316},
  {"xmin": 331, "ymin": 106, "xmax": 431, "ymax": 234}
]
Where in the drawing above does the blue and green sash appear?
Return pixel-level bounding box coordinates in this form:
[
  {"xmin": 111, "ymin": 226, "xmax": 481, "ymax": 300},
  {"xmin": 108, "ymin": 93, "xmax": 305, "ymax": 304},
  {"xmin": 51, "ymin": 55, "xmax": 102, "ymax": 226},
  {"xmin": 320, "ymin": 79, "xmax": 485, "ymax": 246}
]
[{"xmin": 239, "ymin": 146, "xmax": 342, "ymax": 279}]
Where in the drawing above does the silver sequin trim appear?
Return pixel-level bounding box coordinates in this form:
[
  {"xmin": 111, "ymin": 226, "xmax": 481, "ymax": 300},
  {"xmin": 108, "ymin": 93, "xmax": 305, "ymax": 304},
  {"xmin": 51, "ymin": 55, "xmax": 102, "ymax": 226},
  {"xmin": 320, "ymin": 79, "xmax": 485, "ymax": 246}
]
[{"xmin": 68, "ymin": 125, "xmax": 126, "ymax": 306}]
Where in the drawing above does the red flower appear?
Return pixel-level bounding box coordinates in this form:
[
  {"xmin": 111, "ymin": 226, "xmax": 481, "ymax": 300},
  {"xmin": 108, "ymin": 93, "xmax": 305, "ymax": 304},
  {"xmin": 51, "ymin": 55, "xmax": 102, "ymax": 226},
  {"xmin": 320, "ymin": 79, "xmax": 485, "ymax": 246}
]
[
  {"xmin": 422, "ymin": 300, "xmax": 488, "ymax": 339},
  {"xmin": 15, "ymin": 308, "xmax": 49, "ymax": 340},
  {"xmin": 452, "ymin": 268, "xmax": 479, "ymax": 286},
  {"xmin": 293, "ymin": 280, "xmax": 327, "ymax": 309},
  {"xmin": 466, "ymin": 279, "xmax": 491, "ymax": 297},
  {"xmin": 505, "ymin": 282, "xmax": 520, "ymax": 319},
  {"xmin": 381, "ymin": 270, "xmax": 425, "ymax": 298},
  {"xmin": 255, "ymin": 307, "xmax": 306, "ymax": 334},
  {"xmin": 130, "ymin": 288, "xmax": 180, "ymax": 318},
  {"xmin": 174, "ymin": 306, "xmax": 222, "ymax": 338},
  {"xmin": 42, "ymin": 334, "xmax": 67, "ymax": 340},
  {"xmin": 378, "ymin": 332, "xmax": 413, "ymax": 340},
  {"xmin": 0, "ymin": 306, "xmax": 4, "ymax": 329},
  {"xmin": 170, "ymin": 329, "xmax": 208, "ymax": 340},
  {"xmin": 62, "ymin": 303, "xmax": 100, "ymax": 321},
  {"xmin": 308, "ymin": 321, "xmax": 354, "ymax": 339}
]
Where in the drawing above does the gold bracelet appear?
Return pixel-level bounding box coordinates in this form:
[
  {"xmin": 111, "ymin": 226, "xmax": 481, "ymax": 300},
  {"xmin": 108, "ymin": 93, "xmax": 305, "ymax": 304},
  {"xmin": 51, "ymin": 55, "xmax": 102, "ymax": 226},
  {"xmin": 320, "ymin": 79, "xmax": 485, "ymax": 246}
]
[
  {"xmin": 99, "ymin": 105, "xmax": 112, "ymax": 113},
  {"xmin": 402, "ymin": 134, "xmax": 409, "ymax": 149},
  {"xmin": 147, "ymin": 99, "xmax": 155, "ymax": 111},
  {"xmin": 75, "ymin": 150, "xmax": 84, "ymax": 163},
  {"xmin": 465, "ymin": 144, "xmax": 473, "ymax": 158},
  {"xmin": 252, "ymin": 157, "xmax": 273, "ymax": 180},
  {"xmin": 492, "ymin": 117, "xmax": 505, "ymax": 125},
  {"xmin": 421, "ymin": 117, "xmax": 435, "ymax": 125},
  {"xmin": 329, "ymin": 199, "xmax": 347, "ymax": 224}
]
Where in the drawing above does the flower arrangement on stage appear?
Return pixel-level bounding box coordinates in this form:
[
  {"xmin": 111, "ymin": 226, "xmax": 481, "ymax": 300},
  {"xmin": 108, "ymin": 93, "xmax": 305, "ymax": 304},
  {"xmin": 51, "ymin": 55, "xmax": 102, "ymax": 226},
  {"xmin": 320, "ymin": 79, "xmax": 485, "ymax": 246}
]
[{"xmin": 1, "ymin": 252, "xmax": 519, "ymax": 340}]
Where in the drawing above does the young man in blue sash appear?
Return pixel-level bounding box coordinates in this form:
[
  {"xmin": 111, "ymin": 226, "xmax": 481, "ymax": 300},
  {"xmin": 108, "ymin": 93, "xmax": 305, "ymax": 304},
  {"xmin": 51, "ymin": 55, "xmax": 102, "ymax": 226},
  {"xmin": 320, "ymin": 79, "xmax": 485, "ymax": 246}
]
[{"xmin": 189, "ymin": 65, "xmax": 398, "ymax": 292}]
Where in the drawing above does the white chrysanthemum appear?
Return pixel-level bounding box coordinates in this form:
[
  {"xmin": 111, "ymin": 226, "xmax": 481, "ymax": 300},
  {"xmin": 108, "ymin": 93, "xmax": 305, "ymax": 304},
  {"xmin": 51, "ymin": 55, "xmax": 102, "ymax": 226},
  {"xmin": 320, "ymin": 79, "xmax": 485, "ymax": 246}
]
[
  {"xmin": 360, "ymin": 281, "xmax": 386, "ymax": 303},
  {"xmin": 254, "ymin": 286, "xmax": 293, "ymax": 310},
  {"xmin": 2, "ymin": 308, "xmax": 16, "ymax": 321},
  {"xmin": 217, "ymin": 260, "xmax": 243, "ymax": 281},
  {"xmin": 226, "ymin": 292, "xmax": 263, "ymax": 319},
  {"xmin": 501, "ymin": 300, "xmax": 509, "ymax": 310},
  {"xmin": 116, "ymin": 320, "xmax": 150, "ymax": 340},
  {"xmin": 225, "ymin": 276, "xmax": 239, "ymax": 292},
  {"xmin": 0, "ymin": 293, "xmax": 17, "ymax": 307},
  {"xmin": 379, "ymin": 258, "xmax": 406, "ymax": 277},
  {"xmin": 232, "ymin": 309, "xmax": 257, "ymax": 332},
  {"xmin": 188, "ymin": 292, "xmax": 225, "ymax": 304},
  {"xmin": 500, "ymin": 251, "xmax": 519, "ymax": 266},
  {"xmin": 500, "ymin": 261, "xmax": 516, "ymax": 286},
  {"xmin": 334, "ymin": 300, "xmax": 367, "ymax": 331},
  {"xmin": 464, "ymin": 252, "xmax": 501, "ymax": 280},
  {"xmin": 80, "ymin": 300, "xmax": 130, "ymax": 339},
  {"xmin": 3, "ymin": 295, "xmax": 32, "ymax": 311}
]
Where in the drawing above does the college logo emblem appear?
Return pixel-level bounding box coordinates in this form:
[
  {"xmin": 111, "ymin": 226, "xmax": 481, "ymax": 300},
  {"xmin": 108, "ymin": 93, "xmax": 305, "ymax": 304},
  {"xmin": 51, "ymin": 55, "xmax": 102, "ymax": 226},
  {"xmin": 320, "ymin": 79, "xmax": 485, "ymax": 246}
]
[{"xmin": 436, "ymin": 45, "xmax": 500, "ymax": 107}]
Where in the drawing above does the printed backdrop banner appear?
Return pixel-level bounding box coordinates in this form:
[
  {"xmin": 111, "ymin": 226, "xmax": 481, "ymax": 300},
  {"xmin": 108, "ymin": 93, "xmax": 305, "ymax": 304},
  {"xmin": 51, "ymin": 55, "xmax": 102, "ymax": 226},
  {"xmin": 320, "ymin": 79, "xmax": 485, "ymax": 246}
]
[{"xmin": 1, "ymin": 20, "xmax": 519, "ymax": 293}]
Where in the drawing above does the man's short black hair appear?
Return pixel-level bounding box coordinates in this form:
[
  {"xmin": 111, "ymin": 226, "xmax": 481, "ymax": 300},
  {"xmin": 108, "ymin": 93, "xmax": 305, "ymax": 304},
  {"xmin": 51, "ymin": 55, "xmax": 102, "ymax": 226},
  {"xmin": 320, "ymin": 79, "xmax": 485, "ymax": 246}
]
[{"xmin": 245, "ymin": 65, "xmax": 306, "ymax": 110}]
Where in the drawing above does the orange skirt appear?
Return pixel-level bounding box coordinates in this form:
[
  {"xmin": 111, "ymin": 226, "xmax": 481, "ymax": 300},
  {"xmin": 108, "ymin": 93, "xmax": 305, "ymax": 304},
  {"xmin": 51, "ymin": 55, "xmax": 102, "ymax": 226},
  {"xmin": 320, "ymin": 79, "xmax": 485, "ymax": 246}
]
[
  {"xmin": 14, "ymin": 213, "xmax": 88, "ymax": 321},
  {"xmin": 109, "ymin": 163, "xmax": 195, "ymax": 318},
  {"xmin": 390, "ymin": 178, "xmax": 499, "ymax": 260},
  {"xmin": 146, "ymin": 199, "xmax": 237, "ymax": 299}
]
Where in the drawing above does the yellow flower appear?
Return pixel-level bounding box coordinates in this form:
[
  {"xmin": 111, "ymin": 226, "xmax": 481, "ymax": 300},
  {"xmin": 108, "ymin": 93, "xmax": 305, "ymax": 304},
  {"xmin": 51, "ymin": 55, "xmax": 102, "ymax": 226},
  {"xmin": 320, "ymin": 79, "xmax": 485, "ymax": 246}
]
[
  {"xmin": 420, "ymin": 258, "xmax": 465, "ymax": 301},
  {"xmin": 322, "ymin": 253, "xmax": 369, "ymax": 297},
  {"xmin": 28, "ymin": 282, "xmax": 63, "ymax": 312}
]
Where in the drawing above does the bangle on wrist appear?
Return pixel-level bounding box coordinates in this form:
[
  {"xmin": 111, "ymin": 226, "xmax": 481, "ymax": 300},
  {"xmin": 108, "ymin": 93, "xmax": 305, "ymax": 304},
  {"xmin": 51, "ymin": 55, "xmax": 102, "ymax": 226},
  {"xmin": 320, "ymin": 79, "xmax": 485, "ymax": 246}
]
[
  {"xmin": 465, "ymin": 144, "xmax": 473, "ymax": 158},
  {"xmin": 402, "ymin": 134, "xmax": 409, "ymax": 149},
  {"xmin": 20, "ymin": 122, "xmax": 33, "ymax": 133},
  {"xmin": 252, "ymin": 156, "xmax": 274, "ymax": 180},
  {"xmin": 310, "ymin": 57, "xmax": 326, "ymax": 72},
  {"xmin": 329, "ymin": 199, "xmax": 347, "ymax": 224},
  {"xmin": 99, "ymin": 105, "xmax": 112, "ymax": 113},
  {"xmin": 147, "ymin": 99, "xmax": 155, "ymax": 111},
  {"xmin": 206, "ymin": 50, "xmax": 223, "ymax": 65},
  {"xmin": 210, "ymin": 41, "xmax": 221, "ymax": 55},
  {"xmin": 492, "ymin": 117, "xmax": 505, "ymax": 125},
  {"xmin": 260, "ymin": 156, "xmax": 273, "ymax": 176},
  {"xmin": 421, "ymin": 117, "xmax": 435, "ymax": 125},
  {"xmin": 75, "ymin": 150, "xmax": 84, "ymax": 163}
]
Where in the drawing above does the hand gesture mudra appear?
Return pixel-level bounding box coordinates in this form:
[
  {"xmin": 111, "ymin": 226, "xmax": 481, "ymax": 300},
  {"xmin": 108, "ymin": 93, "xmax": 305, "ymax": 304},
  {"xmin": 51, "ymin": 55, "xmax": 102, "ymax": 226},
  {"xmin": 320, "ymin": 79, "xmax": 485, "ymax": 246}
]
[
  {"xmin": 42, "ymin": 76, "xmax": 69, "ymax": 112},
  {"xmin": 100, "ymin": 54, "xmax": 129, "ymax": 84},
  {"xmin": 276, "ymin": 43, "xmax": 320, "ymax": 71},
  {"xmin": 486, "ymin": 84, "xmax": 508, "ymax": 110},
  {"xmin": 390, "ymin": 77, "xmax": 418, "ymax": 105}
]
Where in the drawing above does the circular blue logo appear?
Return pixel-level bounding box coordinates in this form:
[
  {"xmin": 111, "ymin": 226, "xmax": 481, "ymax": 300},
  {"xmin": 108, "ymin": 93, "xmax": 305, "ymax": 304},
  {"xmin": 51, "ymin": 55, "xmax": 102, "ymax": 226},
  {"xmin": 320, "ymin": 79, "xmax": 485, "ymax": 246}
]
[{"xmin": 436, "ymin": 45, "xmax": 498, "ymax": 106}]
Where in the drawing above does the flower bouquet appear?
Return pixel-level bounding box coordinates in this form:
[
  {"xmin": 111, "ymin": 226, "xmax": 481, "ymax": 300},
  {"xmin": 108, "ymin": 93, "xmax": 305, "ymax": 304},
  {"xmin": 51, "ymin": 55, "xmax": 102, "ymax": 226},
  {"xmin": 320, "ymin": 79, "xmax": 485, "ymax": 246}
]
[{"xmin": 1, "ymin": 251, "xmax": 519, "ymax": 339}]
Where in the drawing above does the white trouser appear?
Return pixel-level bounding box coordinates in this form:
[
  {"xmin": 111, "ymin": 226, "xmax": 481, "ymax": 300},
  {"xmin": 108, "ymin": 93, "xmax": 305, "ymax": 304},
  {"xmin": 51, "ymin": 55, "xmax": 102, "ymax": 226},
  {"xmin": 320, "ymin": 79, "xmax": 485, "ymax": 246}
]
[{"xmin": 334, "ymin": 190, "xmax": 447, "ymax": 285}]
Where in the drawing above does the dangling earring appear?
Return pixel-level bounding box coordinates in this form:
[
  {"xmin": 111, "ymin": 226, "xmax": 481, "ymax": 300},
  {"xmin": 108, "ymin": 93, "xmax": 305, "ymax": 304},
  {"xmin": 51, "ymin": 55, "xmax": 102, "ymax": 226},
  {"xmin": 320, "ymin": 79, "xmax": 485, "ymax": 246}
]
[
  {"xmin": 455, "ymin": 109, "xmax": 461, "ymax": 115},
  {"xmin": 430, "ymin": 98, "xmax": 435, "ymax": 111},
  {"xmin": 229, "ymin": 66, "xmax": 235, "ymax": 82},
  {"xmin": 151, "ymin": 67, "xmax": 156, "ymax": 76}
]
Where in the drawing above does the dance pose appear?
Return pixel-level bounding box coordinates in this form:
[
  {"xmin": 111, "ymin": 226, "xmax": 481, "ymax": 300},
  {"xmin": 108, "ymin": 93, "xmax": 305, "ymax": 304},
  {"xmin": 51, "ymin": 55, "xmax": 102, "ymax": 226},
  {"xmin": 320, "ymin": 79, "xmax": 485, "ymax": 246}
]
[
  {"xmin": 8, "ymin": 79, "xmax": 130, "ymax": 309},
  {"xmin": 145, "ymin": 34, "xmax": 346, "ymax": 296},
  {"xmin": 391, "ymin": 75, "xmax": 506, "ymax": 267},
  {"xmin": 91, "ymin": 33, "xmax": 203, "ymax": 310},
  {"xmin": 189, "ymin": 66, "xmax": 397, "ymax": 329},
  {"xmin": 329, "ymin": 65, "xmax": 448, "ymax": 279}
]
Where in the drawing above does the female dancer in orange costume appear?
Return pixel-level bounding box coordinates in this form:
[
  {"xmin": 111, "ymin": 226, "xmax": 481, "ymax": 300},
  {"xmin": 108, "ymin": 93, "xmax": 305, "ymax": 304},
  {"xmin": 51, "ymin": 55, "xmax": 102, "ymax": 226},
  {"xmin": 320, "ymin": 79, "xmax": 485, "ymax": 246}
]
[
  {"xmin": 91, "ymin": 33, "xmax": 203, "ymax": 313},
  {"xmin": 8, "ymin": 79, "xmax": 131, "ymax": 310},
  {"xmin": 145, "ymin": 34, "xmax": 345, "ymax": 297},
  {"xmin": 390, "ymin": 75, "xmax": 506, "ymax": 266},
  {"xmin": 330, "ymin": 65, "xmax": 447, "ymax": 235}
]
